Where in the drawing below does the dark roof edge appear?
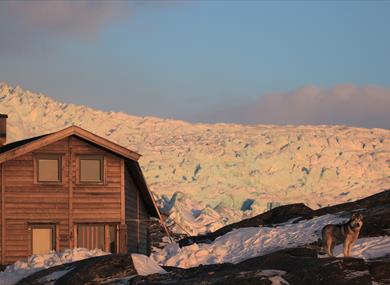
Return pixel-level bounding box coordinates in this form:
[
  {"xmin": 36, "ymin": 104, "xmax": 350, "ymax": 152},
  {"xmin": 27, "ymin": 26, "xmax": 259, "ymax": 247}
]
[
  {"xmin": 0, "ymin": 134, "xmax": 50, "ymax": 154},
  {"xmin": 0, "ymin": 125, "xmax": 141, "ymax": 163}
]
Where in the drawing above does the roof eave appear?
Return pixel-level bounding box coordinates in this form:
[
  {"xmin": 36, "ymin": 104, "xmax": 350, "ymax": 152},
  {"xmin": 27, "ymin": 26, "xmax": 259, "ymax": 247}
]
[{"xmin": 0, "ymin": 125, "xmax": 141, "ymax": 164}]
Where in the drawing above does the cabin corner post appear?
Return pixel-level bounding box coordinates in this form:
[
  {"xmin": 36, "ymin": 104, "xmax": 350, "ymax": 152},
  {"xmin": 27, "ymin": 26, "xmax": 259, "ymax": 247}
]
[
  {"xmin": 119, "ymin": 160, "xmax": 127, "ymax": 253},
  {"xmin": 68, "ymin": 137, "xmax": 74, "ymax": 249},
  {"xmin": 1, "ymin": 164, "xmax": 5, "ymax": 264},
  {"xmin": 119, "ymin": 224, "xmax": 128, "ymax": 253}
]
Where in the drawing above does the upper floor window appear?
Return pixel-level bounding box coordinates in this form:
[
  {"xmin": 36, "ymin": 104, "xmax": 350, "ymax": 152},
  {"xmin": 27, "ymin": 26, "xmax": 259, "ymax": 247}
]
[
  {"xmin": 79, "ymin": 155, "xmax": 104, "ymax": 183},
  {"xmin": 36, "ymin": 155, "xmax": 62, "ymax": 183}
]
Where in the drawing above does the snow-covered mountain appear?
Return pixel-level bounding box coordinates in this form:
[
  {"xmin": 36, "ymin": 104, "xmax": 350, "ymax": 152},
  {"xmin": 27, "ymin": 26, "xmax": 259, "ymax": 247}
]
[{"xmin": 0, "ymin": 82, "xmax": 389, "ymax": 234}]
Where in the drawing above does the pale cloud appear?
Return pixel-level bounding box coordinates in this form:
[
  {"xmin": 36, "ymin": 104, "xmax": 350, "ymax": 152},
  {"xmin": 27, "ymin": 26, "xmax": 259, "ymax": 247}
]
[
  {"xmin": 201, "ymin": 84, "xmax": 390, "ymax": 129},
  {"xmin": 0, "ymin": 1, "xmax": 133, "ymax": 54}
]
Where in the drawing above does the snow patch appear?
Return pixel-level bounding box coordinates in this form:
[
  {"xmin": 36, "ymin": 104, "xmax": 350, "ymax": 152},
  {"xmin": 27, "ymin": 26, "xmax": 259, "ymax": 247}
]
[
  {"xmin": 153, "ymin": 214, "xmax": 346, "ymax": 268},
  {"xmin": 333, "ymin": 236, "xmax": 390, "ymax": 259},
  {"xmin": 131, "ymin": 254, "xmax": 167, "ymax": 276},
  {"xmin": 0, "ymin": 248, "xmax": 109, "ymax": 285},
  {"xmin": 259, "ymin": 270, "xmax": 289, "ymax": 285}
]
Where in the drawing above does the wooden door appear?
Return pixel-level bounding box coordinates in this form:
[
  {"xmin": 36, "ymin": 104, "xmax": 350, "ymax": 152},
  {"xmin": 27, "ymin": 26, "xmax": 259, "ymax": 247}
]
[{"xmin": 32, "ymin": 225, "xmax": 55, "ymax": 255}]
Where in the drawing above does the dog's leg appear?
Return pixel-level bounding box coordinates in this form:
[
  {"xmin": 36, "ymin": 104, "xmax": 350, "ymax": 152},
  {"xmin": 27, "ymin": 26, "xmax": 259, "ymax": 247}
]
[
  {"xmin": 347, "ymin": 240, "xmax": 354, "ymax": 257},
  {"xmin": 343, "ymin": 239, "xmax": 350, "ymax": 257},
  {"xmin": 330, "ymin": 241, "xmax": 336, "ymax": 257},
  {"xmin": 325, "ymin": 238, "xmax": 333, "ymax": 257}
]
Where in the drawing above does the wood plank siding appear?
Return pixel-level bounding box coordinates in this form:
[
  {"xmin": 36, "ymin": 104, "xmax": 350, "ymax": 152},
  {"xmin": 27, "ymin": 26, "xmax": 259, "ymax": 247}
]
[
  {"xmin": 0, "ymin": 135, "xmax": 155, "ymax": 264},
  {"xmin": 2, "ymin": 138, "xmax": 70, "ymax": 263},
  {"xmin": 125, "ymin": 162, "xmax": 151, "ymax": 255}
]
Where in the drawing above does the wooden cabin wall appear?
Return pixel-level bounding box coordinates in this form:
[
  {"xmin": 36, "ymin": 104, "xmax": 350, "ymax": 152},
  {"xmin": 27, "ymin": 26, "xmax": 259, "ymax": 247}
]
[
  {"xmin": 125, "ymin": 165, "xmax": 138, "ymax": 253},
  {"xmin": 124, "ymin": 164, "xmax": 150, "ymax": 254},
  {"xmin": 70, "ymin": 137, "xmax": 122, "ymax": 223},
  {"xmin": 1, "ymin": 136, "xmax": 123, "ymax": 264},
  {"xmin": 138, "ymin": 195, "xmax": 150, "ymax": 255},
  {"xmin": 2, "ymin": 139, "xmax": 70, "ymax": 264}
]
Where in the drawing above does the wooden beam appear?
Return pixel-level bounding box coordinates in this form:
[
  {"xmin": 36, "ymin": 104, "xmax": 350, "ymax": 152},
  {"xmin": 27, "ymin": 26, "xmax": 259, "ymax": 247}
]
[
  {"xmin": 73, "ymin": 224, "xmax": 78, "ymax": 248},
  {"xmin": 104, "ymin": 224, "xmax": 109, "ymax": 252},
  {"xmin": 0, "ymin": 125, "xmax": 141, "ymax": 164},
  {"xmin": 0, "ymin": 127, "xmax": 73, "ymax": 164},
  {"xmin": 120, "ymin": 160, "xmax": 125, "ymax": 225},
  {"xmin": 1, "ymin": 164, "xmax": 5, "ymax": 263},
  {"xmin": 55, "ymin": 225, "xmax": 60, "ymax": 252},
  {"xmin": 137, "ymin": 187, "xmax": 140, "ymax": 252},
  {"xmin": 68, "ymin": 137, "xmax": 74, "ymax": 249}
]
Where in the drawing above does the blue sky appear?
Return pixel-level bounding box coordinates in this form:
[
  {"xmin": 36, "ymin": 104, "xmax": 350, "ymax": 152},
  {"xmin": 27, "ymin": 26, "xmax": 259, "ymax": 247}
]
[{"xmin": 0, "ymin": 1, "xmax": 389, "ymax": 127}]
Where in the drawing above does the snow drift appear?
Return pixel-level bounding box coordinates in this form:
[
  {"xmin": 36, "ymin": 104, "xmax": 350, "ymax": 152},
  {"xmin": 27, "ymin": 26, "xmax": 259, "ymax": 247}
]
[
  {"xmin": 153, "ymin": 214, "xmax": 390, "ymax": 268},
  {"xmin": 0, "ymin": 248, "xmax": 109, "ymax": 285}
]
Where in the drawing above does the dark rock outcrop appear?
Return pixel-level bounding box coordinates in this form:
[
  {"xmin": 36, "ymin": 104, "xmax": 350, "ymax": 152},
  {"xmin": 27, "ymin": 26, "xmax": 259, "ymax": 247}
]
[
  {"xmin": 17, "ymin": 254, "xmax": 136, "ymax": 285},
  {"xmin": 132, "ymin": 248, "xmax": 390, "ymax": 285},
  {"xmin": 16, "ymin": 248, "xmax": 390, "ymax": 285},
  {"xmin": 179, "ymin": 189, "xmax": 390, "ymax": 247}
]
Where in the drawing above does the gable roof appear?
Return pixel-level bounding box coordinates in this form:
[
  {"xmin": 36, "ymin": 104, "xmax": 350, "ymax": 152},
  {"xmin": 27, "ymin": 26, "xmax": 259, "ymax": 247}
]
[
  {"xmin": 0, "ymin": 125, "xmax": 141, "ymax": 164},
  {"xmin": 0, "ymin": 134, "xmax": 48, "ymax": 154},
  {"xmin": 0, "ymin": 125, "xmax": 163, "ymax": 219}
]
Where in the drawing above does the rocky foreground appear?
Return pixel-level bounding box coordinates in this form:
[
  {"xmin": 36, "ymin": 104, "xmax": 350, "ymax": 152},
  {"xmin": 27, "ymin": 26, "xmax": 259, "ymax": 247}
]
[
  {"xmin": 14, "ymin": 189, "xmax": 390, "ymax": 285},
  {"xmin": 179, "ymin": 189, "xmax": 390, "ymax": 247},
  {"xmin": 15, "ymin": 249, "xmax": 390, "ymax": 285}
]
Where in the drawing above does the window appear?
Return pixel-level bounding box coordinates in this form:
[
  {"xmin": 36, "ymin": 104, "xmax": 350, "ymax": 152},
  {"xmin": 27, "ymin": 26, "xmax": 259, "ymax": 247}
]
[
  {"xmin": 36, "ymin": 155, "xmax": 61, "ymax": 183},
  {"xmin": 79, "ymin": 155, "xmax": 104, "ymax": 183},
  {"xmin": 76, "ymin": 224, "xmax": 117, "ymax": 253},
  {"xmin": 31, "ymin": 224, "xmax": 56, "ymax": 255},
  {"xmin": 77, "ymin": 224, "xmax": 105, "ymax": 250}
]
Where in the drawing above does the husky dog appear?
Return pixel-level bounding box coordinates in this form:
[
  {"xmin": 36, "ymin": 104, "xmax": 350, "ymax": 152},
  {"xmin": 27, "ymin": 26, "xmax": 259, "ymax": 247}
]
[{"xmin": 321, "ymin": 213, "xmax": 363, "ymax": 257}]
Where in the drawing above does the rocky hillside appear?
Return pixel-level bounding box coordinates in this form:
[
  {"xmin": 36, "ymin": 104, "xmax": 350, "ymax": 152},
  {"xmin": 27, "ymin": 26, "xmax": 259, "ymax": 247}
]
[
  {"xmin": 0, "ymin": 82, "xmax": 389, "ymax": 216},
  {"xmin": 9, "ymin": 189, "xmax": 390, "ymax": 285}
]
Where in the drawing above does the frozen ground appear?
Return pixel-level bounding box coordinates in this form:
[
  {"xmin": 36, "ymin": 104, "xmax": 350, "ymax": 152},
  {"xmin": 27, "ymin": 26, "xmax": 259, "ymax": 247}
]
[
  {"xmin": 153, "ymin": 214, "xmax": 346, "ymax": 267},
  {"xmin": 0, "ymin": 248, "xmax": 109, "ymax": 285},
  {"xmin": 332, "ymin": 236, "xmax": 390, "ymax": 259},
  {"xmin": 0, "ymin": 250, "xmax": 168, "ymax": 285},
  {"xmin": 153, "ymin": 214, "xmax": 390, "ymax": 268}
]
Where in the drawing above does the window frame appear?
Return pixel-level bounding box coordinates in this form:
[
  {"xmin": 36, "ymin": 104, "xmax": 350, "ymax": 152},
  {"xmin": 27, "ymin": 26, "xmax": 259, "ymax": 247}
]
[
  {"xmin": 34, "ymin": 154, "xmax": 63, "ymax": 184},
  {"xmin": 28, "ymin": 223, "xmax": 57, "ymax": 255},
  {"xmin": 74, "ymin": 223, "xmax": 118, "ymax": 253},
  {"xmin": 77, "ymin": 154, "xmax": 105, "ymax": 184}
]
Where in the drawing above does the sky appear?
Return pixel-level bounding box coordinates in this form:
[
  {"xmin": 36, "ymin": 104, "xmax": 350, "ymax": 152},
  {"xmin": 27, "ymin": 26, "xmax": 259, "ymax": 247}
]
[{"xmin": 0, "ymin": 0, "xmax": 389, "ymax": 128}]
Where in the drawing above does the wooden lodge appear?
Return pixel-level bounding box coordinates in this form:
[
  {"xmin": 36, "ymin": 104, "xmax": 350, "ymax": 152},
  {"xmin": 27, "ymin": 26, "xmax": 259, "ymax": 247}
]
[{"xmin": 0, "ymin": 114, "xmax": 162, "ymax": 264}]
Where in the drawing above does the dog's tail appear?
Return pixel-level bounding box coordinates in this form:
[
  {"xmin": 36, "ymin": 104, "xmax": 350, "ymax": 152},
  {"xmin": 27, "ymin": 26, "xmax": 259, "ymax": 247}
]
[
  {"xmin": 315, "ymin": 228, "xmax": 325, "ymax": 245},
  {"xmin": 316, "ymin": 237, "xmax": 327, "ymax": 255},
  {"xmin": 316, "ymin": 228, "xmax": 326, "ymax": 254}
]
